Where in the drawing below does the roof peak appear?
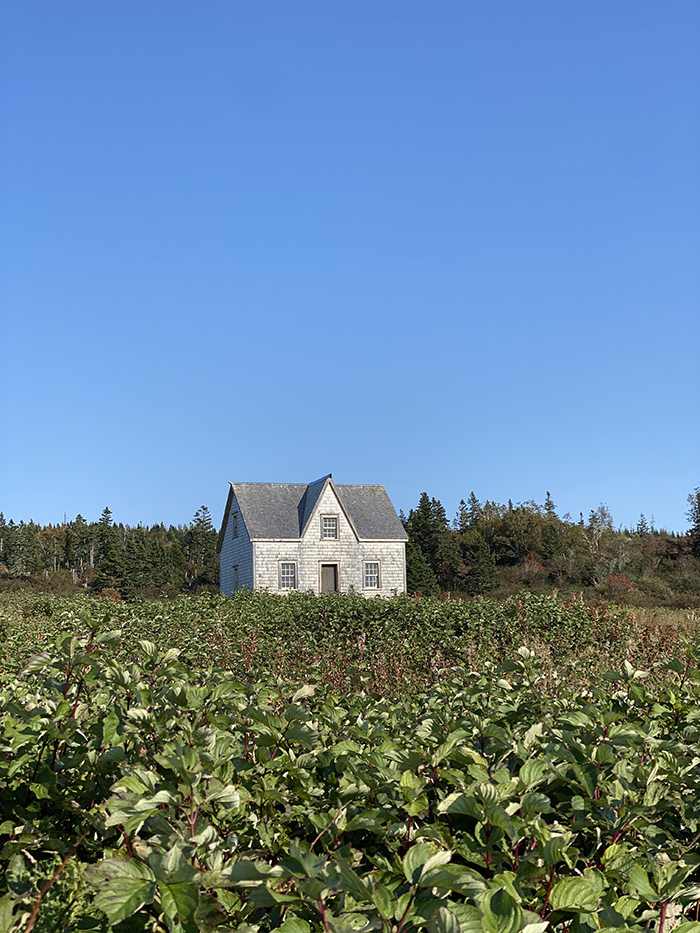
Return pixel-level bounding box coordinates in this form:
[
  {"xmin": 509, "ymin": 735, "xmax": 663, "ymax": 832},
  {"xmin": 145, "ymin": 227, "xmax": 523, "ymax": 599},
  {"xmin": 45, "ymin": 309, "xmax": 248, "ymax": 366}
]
[
  {"xmin": 306, "ymin": 473, "xmax": 332, "ymax": 487},
  {"xmin": 223, "ymin": 478, "xmax": 407, "ymax": 542},
  {"xmin": 230, "ymin": 476, "xmax": 332, "ymax": 487}
]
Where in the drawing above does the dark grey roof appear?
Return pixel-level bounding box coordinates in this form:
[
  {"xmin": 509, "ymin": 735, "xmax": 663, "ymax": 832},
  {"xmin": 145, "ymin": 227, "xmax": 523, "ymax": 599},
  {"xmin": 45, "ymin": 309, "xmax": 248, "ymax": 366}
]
[
  {"xmin": 230, "ymin": 476, "xmax": 407, "ymax": 541},
  {"xmin": 298, "ymin": 475, "xmax": 331, "ymax": 535},
  {"xmin": 335, "ymin": 485, "xmax": 407, "ymax": 540},
  {"xmin": 232, "ymin": 483, "xmax": 308, "ymax": 539}
]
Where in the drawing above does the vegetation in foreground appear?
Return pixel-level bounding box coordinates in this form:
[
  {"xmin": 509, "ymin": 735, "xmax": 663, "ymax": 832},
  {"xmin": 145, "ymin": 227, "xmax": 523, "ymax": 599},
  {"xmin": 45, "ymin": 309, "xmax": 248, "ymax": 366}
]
[
  {"xmin": 1, "ymin": 592, "xmax": 700, "ymax": 932},
  {"xmin": 1, "ymin": 590, "xmax": 697, "ymax": 690}
]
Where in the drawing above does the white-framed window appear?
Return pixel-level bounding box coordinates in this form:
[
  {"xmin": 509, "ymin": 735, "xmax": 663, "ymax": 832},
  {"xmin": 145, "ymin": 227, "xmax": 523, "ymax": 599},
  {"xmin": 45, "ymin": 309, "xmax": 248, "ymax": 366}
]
[
  {"xmin": 280, "ymin": 562, "xmax": 297, "ymax": 590},
  {"xmin": 322, "ymin": 516, "xmax": 338, "ymax": 539},
  {"xmin": 233, "ymin": 565, "xmax": 239, "ymax": 591},
  {"xmin": 231, "ymin": 512, "xmax": 238, "ymax": 539},
  {"xmin": 364, "ymin": 562, "xmax": 380, "ymax": 589}
]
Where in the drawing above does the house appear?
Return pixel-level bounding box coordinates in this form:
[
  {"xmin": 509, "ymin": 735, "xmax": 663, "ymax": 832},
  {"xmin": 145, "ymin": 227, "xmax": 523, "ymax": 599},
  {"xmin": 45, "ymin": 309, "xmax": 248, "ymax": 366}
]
[{"xmin": 218, "ymin": 474, "xmax": 407, "ymax": 595}]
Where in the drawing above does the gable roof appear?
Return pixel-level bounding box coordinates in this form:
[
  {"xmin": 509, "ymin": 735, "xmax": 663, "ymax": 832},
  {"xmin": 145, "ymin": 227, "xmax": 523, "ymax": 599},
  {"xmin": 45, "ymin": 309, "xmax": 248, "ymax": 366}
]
[
  {"xmin": 334, "ymin": 484, "xmax": 407, "ymax": 540},
  {"xmin": 218, "ymin": 474, "xmax": 407, "ymax": 548}
]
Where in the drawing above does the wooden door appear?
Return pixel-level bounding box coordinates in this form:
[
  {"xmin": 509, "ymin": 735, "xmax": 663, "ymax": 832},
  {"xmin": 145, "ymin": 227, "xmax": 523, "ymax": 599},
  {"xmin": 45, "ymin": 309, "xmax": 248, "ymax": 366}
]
[{"xmin": 321, "ymin": 564, "xmax": 337, "ymax": 593}]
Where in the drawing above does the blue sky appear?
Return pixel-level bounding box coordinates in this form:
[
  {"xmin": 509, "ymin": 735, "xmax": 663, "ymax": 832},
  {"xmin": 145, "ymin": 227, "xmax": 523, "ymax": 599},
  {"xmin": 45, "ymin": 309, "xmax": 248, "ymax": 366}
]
[{"xmin": 1, "ymin": 1, "xmax": 698, "ymax": 533}]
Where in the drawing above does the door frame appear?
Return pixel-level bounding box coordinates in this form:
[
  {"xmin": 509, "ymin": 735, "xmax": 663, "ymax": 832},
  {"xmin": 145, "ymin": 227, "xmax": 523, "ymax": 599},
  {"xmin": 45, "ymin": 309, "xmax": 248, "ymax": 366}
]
[{"xmin": 319, "ymin": 562, "xmax": 339, "ymax": 594}]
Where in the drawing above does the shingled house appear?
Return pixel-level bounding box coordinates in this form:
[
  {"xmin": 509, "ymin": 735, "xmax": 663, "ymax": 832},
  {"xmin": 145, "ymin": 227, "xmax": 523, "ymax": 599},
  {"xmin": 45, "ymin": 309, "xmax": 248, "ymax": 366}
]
[{"xmin": 218, "ymin": 474, "xmax": 407, "ymax": 595}]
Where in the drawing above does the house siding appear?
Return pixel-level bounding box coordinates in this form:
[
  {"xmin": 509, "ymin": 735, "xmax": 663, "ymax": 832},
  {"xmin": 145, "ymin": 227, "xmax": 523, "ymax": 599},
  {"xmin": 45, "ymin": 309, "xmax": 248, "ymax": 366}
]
[
  {"xmin": 219, "ymin": 492, "xmax": 254, "ymax": 595},
  {"xmin": 253, "ymin": 484, "xmax": 406, "ymax": 595}
]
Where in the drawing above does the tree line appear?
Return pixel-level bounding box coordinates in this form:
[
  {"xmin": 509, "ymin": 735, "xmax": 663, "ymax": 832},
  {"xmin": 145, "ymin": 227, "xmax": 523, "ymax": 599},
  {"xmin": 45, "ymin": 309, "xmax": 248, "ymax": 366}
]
[
  {"xmin": 0, "ymin": 506, "xmax": 219, "ymax": 595},
  {"xmin": 2, "ymin": 488, "xmax": 699, "ymax": 604},
  {"xmin": 403, "ymin": 488, "xmax": 700, "ymax": 605}
]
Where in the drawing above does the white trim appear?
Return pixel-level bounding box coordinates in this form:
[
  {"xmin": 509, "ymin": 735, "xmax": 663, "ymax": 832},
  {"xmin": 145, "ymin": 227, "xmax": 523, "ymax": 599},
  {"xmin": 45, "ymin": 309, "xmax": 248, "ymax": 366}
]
[
  {"xmin": 279, "ymin": 561, "xmax": 297, "ymax": 591},
  {"xmin": 320, "ymin": 514, "xmax": 339, "ymax": 540},
  {"xmin": 319, "ymin": 561, "xmax": 340, "ymax": 593},
  {"xmin": 363, "ymin": 560, "xmax": 381, "ymax": 590}
]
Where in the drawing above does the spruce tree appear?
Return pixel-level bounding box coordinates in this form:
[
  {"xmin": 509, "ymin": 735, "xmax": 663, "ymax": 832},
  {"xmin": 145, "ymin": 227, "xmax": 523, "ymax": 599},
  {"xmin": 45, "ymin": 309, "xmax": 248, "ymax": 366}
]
[
  {"xmin": 166, "ymin": 536, "xmax": 188, "ymax": 588},
  {"xmin": 0, "ymin": 513, "xmax": 9, "ymax": 569},
  {"xmin": 405, "ymin": 493, "xmax": 445, "ymax": 572},
  {"xmin": 465, "ymin": 492, "xmax": 483, "ymax": 528},
  {"xmin": 123, "ymin": 527, "xmax": 152, "ymax": 595},
  {"xmin": 461, "ymin": 531, "xmax": 499, "ymax": 595},
  {"xmin": 3, "ymin": 520, "xmax": 17, "ymax": 574},
  {"xmin": 544, "ymin": 492, "xmax": 557, "ymax": 518},
  {"xmin": 405, "ymin": 539, "xmax": 439, "ymax": 596},
  {"xmin": 94, "ymin": 508, "xmax": 124, "ymax": 591},
  {"xmin": 406, "ymin": 494, "xmax": 464, "ymax": 592},
  {"xmin": 147, "ymin": 536, "xmax": 168, "ymax": 588},
  {"xmin": 687, "ymin": 488, "xmax": 700, "ymax": 557},
  {"xmin": 540, "ymin": 520, "xmax": 564, "ymax": 560},
  {"xmin": 94, "ymin": 530, "xmax": 124, "ymax": 591},
  {"xmin": 71, "ymin": 514, "xmax": 91, "ymax": 577},
  {"xmin": 186, "ymin": 506, "xmax": 219, "ymax": 587},
  {"xmin": 10, "ymin": 522, "xmax": 43, "ymax": 576}
]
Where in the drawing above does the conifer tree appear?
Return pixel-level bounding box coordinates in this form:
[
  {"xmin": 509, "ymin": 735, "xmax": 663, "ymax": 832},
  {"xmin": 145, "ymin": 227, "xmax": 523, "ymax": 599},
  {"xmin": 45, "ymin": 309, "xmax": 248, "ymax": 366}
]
[
  {"xmin": 94, "ymin": 508, "xmax": 124, "ymax": 591},
  {"xmin": 466, "ymin": 492, "xmax": 483, "ymax": 527},
  {"xmin": 405, "ymin": 538, "xmax": 439, "ymax": 596},
  {"xmin": 544, "ymin": 492, "xmax": 557, "ymax": 518},
  {"xmin": 123, "ymin": 527, "xmax": 152, "ymax": 595},
  {"xmin": 166, "ymin": 536, "xmax": 188, "ymax": 588},
  {"xmin": 0, "ymin": 513, "xmax": 9, "ymax": 568},
  {"xmin": 687, "ymin": 488, "xmax": 700, "ymax": 557},
  {"xmin": 186, "ymin": 506, "xmax": 219, "ymax": 587},
  {"xmin": 71, "ymin": 514, "xmax": 91, "ymax": 576},
  {"xmin": 406, "ymin": 494, "xmax": 464, "ymax": 591},
  {"xmin": 405, "ymin": 494, "xmax": 445, "ymax": 572},
  {"xmin": 540, "ymin": 519, "xmax": 564, "ymax": 560},
  {"xmin": 10, "ymin": 522, "xmax": 43, "ymax": 576},
  {"xmin": 462, "ymin": 532, "xmax": 500, "ymax": 596}
]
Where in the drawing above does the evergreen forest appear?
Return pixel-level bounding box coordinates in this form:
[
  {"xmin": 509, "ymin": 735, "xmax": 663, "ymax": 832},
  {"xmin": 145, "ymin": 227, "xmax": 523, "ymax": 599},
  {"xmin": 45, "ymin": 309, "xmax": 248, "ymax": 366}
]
[{"xmin": 0, "ymin": 506, "xmax": 219, "ymax": 596}]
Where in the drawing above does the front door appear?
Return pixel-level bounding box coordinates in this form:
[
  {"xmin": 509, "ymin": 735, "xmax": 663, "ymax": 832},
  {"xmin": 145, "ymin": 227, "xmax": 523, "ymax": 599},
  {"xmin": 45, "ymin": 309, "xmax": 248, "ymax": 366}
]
[{"xmin": 321, "ymin": 564, "xmax": 338, "ymax": 593}]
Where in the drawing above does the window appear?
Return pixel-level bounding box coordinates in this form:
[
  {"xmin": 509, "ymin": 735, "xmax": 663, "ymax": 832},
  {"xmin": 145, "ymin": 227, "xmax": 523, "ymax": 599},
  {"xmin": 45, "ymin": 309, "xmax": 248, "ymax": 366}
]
[
  {"xmin": 322, "ymin": 516, "xmax": 338, "ymax": 539},
  {"xmin": 233, "ymin": 565, "xmax": 239, "ymax": 591},
  {"xmin": 280, "ymin": 562, "xmax": 297, "ymax": 590},
  {"xmin": 231, "ymin": 512, "xmax": 238, "ymax": 539},
  {"xmin": 364, "ymin": 562, "xmax": 380, "ymax": 589}
]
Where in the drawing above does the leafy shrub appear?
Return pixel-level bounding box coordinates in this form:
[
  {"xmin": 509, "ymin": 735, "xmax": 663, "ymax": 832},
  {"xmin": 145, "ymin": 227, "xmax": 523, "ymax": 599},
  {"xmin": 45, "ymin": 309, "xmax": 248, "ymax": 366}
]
[{"xmin": 2, "ymin": 609, "xmax": 700, "ymax": 932}]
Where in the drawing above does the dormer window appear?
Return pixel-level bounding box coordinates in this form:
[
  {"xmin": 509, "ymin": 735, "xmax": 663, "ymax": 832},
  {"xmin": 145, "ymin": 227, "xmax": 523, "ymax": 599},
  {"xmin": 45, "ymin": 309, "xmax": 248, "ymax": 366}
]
[{"xmin": 322, "ymin": 516, "xmax": 338, "ymax": 539}]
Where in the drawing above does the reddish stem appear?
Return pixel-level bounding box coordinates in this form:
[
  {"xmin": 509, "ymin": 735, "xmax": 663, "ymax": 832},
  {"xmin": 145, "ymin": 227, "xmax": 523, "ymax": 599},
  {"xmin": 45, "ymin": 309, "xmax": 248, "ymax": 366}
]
[
  {"xmin": 24, "ymin": 830, "xmax": 88, "ymax": 933},
  {"xmin": 118, "ymin": 826, "xmax": 135, "ymax": 858},
  {"xmin": 317, "ymin": 896, "xmax": 331, "ymax": 933},
  {"xmin": 541, "ymin": 866, "xmax": 556, "ymax": 918}
]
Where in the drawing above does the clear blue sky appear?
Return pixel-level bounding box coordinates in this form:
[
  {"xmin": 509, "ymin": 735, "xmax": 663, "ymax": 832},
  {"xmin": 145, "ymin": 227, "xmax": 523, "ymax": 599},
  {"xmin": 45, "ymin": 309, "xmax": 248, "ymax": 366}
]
[{"xmin": 1, "ymin": 1, "xmax": 698, "ymax": 533}]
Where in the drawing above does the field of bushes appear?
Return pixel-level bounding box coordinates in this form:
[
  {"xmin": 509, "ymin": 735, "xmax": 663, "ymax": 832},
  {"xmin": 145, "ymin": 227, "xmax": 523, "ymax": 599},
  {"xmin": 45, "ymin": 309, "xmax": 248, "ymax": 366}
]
[{"xmin": 1, "ymin": 591, "xmax": 700, "ymax": 933}]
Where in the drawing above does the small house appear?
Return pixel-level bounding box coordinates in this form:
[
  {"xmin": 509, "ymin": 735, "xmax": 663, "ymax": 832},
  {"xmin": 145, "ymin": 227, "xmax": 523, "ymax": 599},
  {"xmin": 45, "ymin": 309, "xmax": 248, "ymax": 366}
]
[{"xmin": 218, "ymin": 474, "xmax": 407, "ymax": 595}]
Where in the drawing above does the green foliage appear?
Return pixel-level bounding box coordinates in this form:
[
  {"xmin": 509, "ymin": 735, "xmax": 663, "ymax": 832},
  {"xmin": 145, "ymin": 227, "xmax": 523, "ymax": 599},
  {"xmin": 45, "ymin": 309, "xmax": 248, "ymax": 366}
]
[
  {"xmin": 687, "ymin": 489, "xmax": 700, "ymax": 558},
  {"xmin": 3, "ymin": 487, "xmax": 700, "ymax": 606},
  {"xmin": 460, "ymin": 532, "xmax": 499, "ymax": 597},
  {"xmin": 184, "ymin": 507, "xmax": 219, "ymax": 588},
  {"xmin": 406, "ymin": 540, "xmax": 440, "ymax": 597},
  {"xmin": 0, "ymin": 509, "xmax": 215, "ymax": 598},
  {"xmin": 0, "ymin": 590, "xmax": 642, "ymax": 690},
  {"xmin": 406, "ymin": 495, "xmax": 463, "ymax": 592},
  {"xmin": 1, "ymin": 599, "xmax": 700, "ymax": 932}
]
